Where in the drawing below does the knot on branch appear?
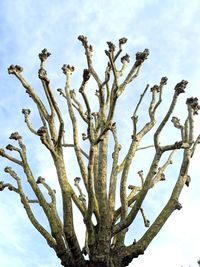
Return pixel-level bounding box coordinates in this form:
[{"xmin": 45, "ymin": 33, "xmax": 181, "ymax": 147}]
[
  {"xmin": 131, "ymin": 115, "xmax": 138, "ymax": 124},
  {"xmin": 121, "ymin": 53, "xmax": 130, "ymax": 63},
  {"xmin": 6, "ymin": 144, "xmax": 14, "ymax": 151},
  {"xmin": 95, "ymin": 90, "xmax": 99, "ymax": 97},
  {"xmin": 82, "ymin": 246, "xmax": 89, "ymax": 256},
  {"xmin": 36, "ymin": 176, "xmax": 45, "ymax": 184},
  {"xmin": 8, "ymin": 64, "xmax": 23, "ymax": 74},
  {"xmin": 128, "ymin": 185, "xmax": 135, "ymax": 190},
  {"xmin": 151, "ymin": 85, "xmax": 160, "ymax": 92},
  {"xmin": 62, "ymin": 64, "xmax": 75, "ymax": 74},
  {"xmin": 175, "ymin": 80, "xmax": 188, "ymax": 95},
  {"xmin": 135, "ymin": 49, "xmax": 149, "ymax": 66},
  {"xmin": 117, "ymin": 144, "xmax": 122, "ymax": 151},
  {"xmin": 186, "ymin": 97, "xmax": 200, "ymax": 115},
  {"xmin": 37, "ymin": 126, "xmax": 47, "ymax": 136},
  {"xmin": 160, "ymin": 172, "xmax": 166, "ymax": 181},
  {"xmin": 0, "ymin": 148, "xmax": 5, "ymax": 156},
  {"xmin": 174, "ymin": 141, "xmax": 183, "ymax": 149},
  {"xmin": 82, "ymin": 133, "xmax": 88, "ymax": 140},
  {"xmin": 39, "ymin": 48, "xmax": 51, "ymax": 62},
  {"xmin": 185, "ymin": 175, "xmax": 191, "ymax": 187},
  {"xmin": 131, "ymin": 134, "xmax": 138, "ymax": 141},
  {"xmin": 79, "ymin": 194, "xmax": 86, "ymax": 204},
  {"xmin": 197, "ymin": 135, "xmax": 200, "ymax": 144},
  {"xmin": 174, "ymin": 201, "xmax": 182, "ymax": 210},
  {"xmin": 38, "ymin": 68, "xmax": 49, "ymax": 82},
  {"xmin": 107, "ymin": 41, "xmax": 116, "ymax": 52},
  {"xmin": 69, "ymin": 89, "xmax": 76, "ymax": 98},
  {"xmin": 92, "ymin": 112, "xmax": 98, "ymax": 118},
  {"xmin": 111, "ymin": 122, "xmax": 116, "ymax": 130},
  {"xmin": 25, "ymin": 90, "xmax": 32, "ymax": 98},
  {"xmin": 119, "ymin": 37, "xmax": 128, "ymax": 45},
  {"xmin": 9, "ymin": 132, "xmax": 22, "ymax": 141},
  {"xmin": 160, "ymin": 76, "xmax": 168, "ymax": 85},
  {"xmin": 83, "ymin": 69, "xmax": 91, "ymax": 83},
  {"xmin": 22, "ymin": 109, "xmax": 31, "ymax": 116},
  {"xmin": 171, "ymin": 116, "xmax": 182, "ymax": 129}
]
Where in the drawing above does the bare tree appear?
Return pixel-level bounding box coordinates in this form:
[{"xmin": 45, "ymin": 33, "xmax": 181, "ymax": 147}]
[{"xmin": 0, "ymin": 36, "xmax": 199, "ymax": 267}]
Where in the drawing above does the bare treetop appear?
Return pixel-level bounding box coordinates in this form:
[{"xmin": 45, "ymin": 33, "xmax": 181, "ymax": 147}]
[{"xmin": 0, "ymin": 36, "xmax": 199, "ymax": 267}]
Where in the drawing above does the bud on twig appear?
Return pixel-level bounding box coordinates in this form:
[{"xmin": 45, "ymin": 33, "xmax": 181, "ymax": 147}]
[
  {"xmin": 186, "ymin": 97, "xmax": 200, "ymax": 115},
  {"xmin": 175, "ymin": 80, "xmax": 188, "ymax": 95},
  {"xmin": 9, "ymin": 132, "xmax": 22, "ymax": 140},
  {"xmin": 39, "ymin": 48, "xmax": 51, "ymax": 62},
  {"xmin": 107, "ymin": 41, "xmax": 116, "ymax": 52},
  {"xmin": 171, "ymin": 116, "xmax": 182, "ymax": 129},
  {"xmin": 119, "ymin": 37, "xmax": 128, "ymax": 45},
  {"xmin": 135, "ymin": 49, "xmax": 149, "ymax": 66},
  {"xmin": 121, "ymin": 53, "xmax": 130, "ymax": 63},
  {"xmin": 57, "ymin": 88, "xmax": 66, "ymax": 98},
  {"xmin": 62, "ymin": 64, "xmax": 75, "ymax": 74},
  {"xmin": 22, "ymin": 109, "xmax": 31, "ymax": 116},
  {"xmin": 4, "ymin": 166, "xmax": 12, "ymax": 173},
  {"xmin": 4, "ymin": 167, "xmax": 18, "ymax": 179},
  {"xmin": 150, "ymin": 85, "xmax": 160, "ymax": 92},
  {"xmin": 0, "ymin": 149, "xmax": 5, "ymax": 156},
  {"xmin": 160, "ymin": 76, "xmax": 168, "ymax": 85},
  {"xmin": 138, "ymin": 170, "xmax": 143, "ymax": 176},
  {"xmin": 8, "ymin": 65, "xmax": 23, "ymax": 74},
  {"xmin": 78, "ymin": 35, "xmax": 93, "ymax": 51},
  {"xmin": 83, "ymin": 69, "xmax": 91, "ymax": 83},
  {"xmin": 78, "ymin": 35, "xmax": 88, "ymax": 46},
  {"xmin": 105, "ymin": 50, "xmax": 110, "ymax": 57},
  {"xmin": 6, "ymin": 144, "xmax": 14, "ymax": 151},
  {"xmin": 74, "ymin": 177, "xmax": 81, "ymax": 186},
  {"xmin": 36, "ymin": 176, "xmax": 46, "ymax": 184}
]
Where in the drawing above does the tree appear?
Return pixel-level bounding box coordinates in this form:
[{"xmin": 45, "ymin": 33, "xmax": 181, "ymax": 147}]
[{"xmin": 0, "ymin": 36, "xmax": 199, "ymax": 267}]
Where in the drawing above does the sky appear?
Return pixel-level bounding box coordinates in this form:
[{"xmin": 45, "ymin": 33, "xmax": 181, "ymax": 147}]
[{"xmin": 0, "ymin": 0, "xmax": 200, "ymax": 266}]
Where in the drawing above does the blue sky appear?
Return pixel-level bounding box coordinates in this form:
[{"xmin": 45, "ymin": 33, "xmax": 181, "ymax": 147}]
[{"xmin": 0, "ymin": 0, "xmax": 200, "ymax": 266}]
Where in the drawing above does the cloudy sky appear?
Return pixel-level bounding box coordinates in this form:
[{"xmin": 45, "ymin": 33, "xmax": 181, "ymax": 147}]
[{"xmin": 0, "ymin": 0, "xmax": 200, "ymax": 267}]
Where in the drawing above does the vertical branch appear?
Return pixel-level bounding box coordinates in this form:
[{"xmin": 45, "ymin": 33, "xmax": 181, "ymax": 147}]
[
  {"xmin": 38, "ymin": 49, "xmax": 65, "ymax": 147},
  {"xmin": 78, "ymin": 35, "xmax": 102, "ymax": 87},
  {"xmin": 154, "ymin": 80, "xmax": 188, "ymax": 149},
  {"xmin": 108, "ymin": 123, "xmax": 121, "ymax": 222},
  {"xmin": 62, "ymin": 64, "xmax": 88, "ymax": 188},
  {"xmin": 84, "ymin": 145, "xmax": 96, "ymax": 251}
]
